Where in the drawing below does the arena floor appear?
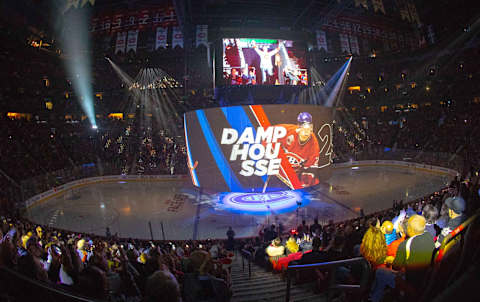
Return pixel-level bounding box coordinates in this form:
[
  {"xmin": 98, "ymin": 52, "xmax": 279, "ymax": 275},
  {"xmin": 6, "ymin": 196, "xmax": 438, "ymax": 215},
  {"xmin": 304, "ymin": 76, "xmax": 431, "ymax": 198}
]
[{"xmin": 25, "ymin": 165, "xmax": 452, "ymax": 240}]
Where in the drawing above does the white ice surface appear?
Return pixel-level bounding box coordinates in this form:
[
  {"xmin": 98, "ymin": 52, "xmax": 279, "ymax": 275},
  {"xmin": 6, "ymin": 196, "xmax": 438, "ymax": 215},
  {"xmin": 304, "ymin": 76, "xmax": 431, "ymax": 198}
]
[{"xmin": 25, "ymin": 166, "xmax": 451, "ymax": 240}]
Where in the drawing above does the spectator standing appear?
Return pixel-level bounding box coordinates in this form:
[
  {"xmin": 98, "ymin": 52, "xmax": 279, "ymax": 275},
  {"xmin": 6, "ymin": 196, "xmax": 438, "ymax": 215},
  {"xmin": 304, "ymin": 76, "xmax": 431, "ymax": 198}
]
[
  {"xmin": 226, "ymin": 227, "xmax": 235, "ymax": 251},
  {"xmin": 310, "ymin": 218, "xmax": 322, "ymax": 236}
]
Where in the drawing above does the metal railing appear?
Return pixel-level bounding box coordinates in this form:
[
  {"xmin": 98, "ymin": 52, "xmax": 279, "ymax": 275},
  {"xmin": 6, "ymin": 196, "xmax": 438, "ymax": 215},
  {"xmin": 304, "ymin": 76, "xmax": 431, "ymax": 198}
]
[
  {"xmin": 435, "ymin": 211, "xmax": 479, "ymax": 263},
  {"xmin": 240, "ymin": 249, "xmax": 253, "ymax": 279},
  {"xmin": 285, "ymin": 257, "xmax": 371, "ymax": 302}
]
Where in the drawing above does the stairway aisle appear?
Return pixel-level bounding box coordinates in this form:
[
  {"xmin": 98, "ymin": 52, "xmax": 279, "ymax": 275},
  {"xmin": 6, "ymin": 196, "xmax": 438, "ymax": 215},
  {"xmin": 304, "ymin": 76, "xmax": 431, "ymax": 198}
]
[{"xmin": 230, "ymin": 255, "xmax": 326, "ymax": 302}]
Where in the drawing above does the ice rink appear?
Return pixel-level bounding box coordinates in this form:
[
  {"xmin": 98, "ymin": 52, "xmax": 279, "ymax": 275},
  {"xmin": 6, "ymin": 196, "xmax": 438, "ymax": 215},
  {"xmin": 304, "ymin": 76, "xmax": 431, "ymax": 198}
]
[{"xmin": 25, "ymin": 165, "xmax": 452, "ymax": 240}]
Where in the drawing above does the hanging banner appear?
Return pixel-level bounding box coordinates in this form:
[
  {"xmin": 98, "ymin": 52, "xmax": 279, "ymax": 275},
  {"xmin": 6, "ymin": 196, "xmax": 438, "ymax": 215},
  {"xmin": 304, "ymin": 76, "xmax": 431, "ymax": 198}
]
[
  {"xmin": 126, "ymin": 30, "xmax": 139, "ymax": 53},
  {"xmin": 102, "ymin": 16, "xmax": 111, "ymax": 33},
  {"xmin": 339, "ymin": 33, "xmax": 350, "ymax": 53},
  {"xmin": 125, "ymin": 14, "xmax": 136, "ymax": 29},
  {"xmin": 349, "ymin": 35, "xmax": 360, "ymax": 55},
  {"xmin": 115, "ymin": 31, "xmax": 127, "ymax": 54},
  {"xmin": 164, "ymin": 7, "xmax": 177, "ymax": 26},
  {"xmin": 155, "ymin": 27, "xmax": 168, "ymax": 49},
  {"xmin": 371, "ymin": 0, "xmax": 386, "ymax": 14},
  {"xmin": 172, "ymin": 27, "xmax": 183, "ymax": 48},
  {"xmin": 152, "ymin": 8, "xmax": 165, "ymax": 27},
  {"xmin": 316, "ymin": 30, "xmax": 328, "ymax": 52},
  {"xmin": 111, "ymin": 14, "xmax": 123, "ymax": 32},
  {"xmin": 138, "ymin": 10, "xmax": 150, "ymax": 29},
  {"xmin": 196, "ymin": 25, "xmax": 208, "ymax": 47}
]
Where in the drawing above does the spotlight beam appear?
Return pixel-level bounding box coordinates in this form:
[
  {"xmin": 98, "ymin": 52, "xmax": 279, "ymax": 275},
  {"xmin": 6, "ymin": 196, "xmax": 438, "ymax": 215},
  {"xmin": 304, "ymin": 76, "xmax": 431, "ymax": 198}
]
[{"xmin": 58, "ymin": 9, "xmax": 96, "ymax": 127}]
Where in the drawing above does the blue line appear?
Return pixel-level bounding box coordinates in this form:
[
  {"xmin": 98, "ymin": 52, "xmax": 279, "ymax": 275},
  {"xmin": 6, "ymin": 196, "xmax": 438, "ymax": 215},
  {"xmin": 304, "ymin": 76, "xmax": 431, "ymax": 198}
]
[
  {"xmin": 196, "ymin": 110, "xmax": 243, "ymax": 191},
  {"xmin": 221, "ymin": 107, "xmax": 268, "ymax": 183},
  {"xmin": 184, "ymin": 114, "xmax": 200, "ymax": 187}
]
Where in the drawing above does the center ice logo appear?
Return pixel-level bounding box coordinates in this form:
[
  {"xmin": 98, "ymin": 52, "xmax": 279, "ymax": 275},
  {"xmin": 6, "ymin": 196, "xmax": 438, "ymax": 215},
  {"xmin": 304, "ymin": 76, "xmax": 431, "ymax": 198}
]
[{"xmin": 221, "ymin": 126, "xmax": 287, "ymax": 177}]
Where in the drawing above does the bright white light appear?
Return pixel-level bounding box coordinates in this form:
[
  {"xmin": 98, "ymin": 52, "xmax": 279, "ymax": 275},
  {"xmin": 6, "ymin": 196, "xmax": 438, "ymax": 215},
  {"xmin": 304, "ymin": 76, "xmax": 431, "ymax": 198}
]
[
  {"xmin": 351, "ymin": 166, "xmax": 359, "ymax": 170},
  {"xmin": 100, "ymin": 203, "xmax": 105, "ymax": 209},
  {"xmin": 91, "ymin": 125, "xmax": 98, "ymax": 130},
  {"xmin": 219, "ymin": 191, "xmax": 307, "ymax": 215}
]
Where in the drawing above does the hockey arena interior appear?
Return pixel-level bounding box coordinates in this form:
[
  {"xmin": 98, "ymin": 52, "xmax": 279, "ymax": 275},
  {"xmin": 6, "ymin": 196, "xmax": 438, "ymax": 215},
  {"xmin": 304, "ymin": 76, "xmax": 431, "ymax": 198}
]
[{"xmin": 0, "ymin": 1, "xmax": 479, "ymax": 302}]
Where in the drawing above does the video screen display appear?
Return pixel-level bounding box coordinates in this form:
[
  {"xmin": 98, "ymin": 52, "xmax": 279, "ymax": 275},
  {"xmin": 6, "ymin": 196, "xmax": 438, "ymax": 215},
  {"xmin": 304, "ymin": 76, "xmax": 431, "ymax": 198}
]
[
  {"xmin": 184, "ymin": 105, "xmax": 333, "ymax": 193},
  {"xmin": 223, "ymin": 38, "xmax": 308, "ymax": 86}
]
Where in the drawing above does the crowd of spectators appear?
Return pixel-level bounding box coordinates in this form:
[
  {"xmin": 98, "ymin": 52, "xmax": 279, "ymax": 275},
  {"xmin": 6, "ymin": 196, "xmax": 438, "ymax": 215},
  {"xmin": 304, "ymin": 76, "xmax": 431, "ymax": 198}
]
[
  {"xmin": 0, "ymin": 215, "xmax": 234, "ymax": 302},
  {"xmin": 240, "ymin": 173, "xmax": 479, "ymax": 300},
  {"xmin": 0, "ymin": 7, "xmax": 479, "ymax": 301},
  {"xmin": 332, "ymin": 101, "xmax": 480, "ymax": 172}
]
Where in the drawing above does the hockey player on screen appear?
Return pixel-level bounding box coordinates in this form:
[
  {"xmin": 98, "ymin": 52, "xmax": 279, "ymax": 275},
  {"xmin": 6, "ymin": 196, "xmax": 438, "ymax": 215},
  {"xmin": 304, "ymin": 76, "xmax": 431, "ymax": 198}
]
[{"xmin": 276, "ymin": 112, "xmax": 321, "ymax": 187}]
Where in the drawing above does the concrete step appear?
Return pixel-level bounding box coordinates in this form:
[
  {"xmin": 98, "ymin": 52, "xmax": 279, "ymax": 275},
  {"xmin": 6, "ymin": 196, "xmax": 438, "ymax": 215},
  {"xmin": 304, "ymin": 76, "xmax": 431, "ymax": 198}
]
[
  {"xmin": 231, "ymin": 271, "xmax": 279, "ymax": 281},
  {"xmin": 233, "ymin": 281, "xmax": 286, "ymax": 292},
  {"xmin": 232, "ymin": 284, "xmax": 309, "ymax": 300},
  {"xmin": 231, "ymin": 276, "xmax": 283, "ymax": 286},
  {"xmin": 230, "ymin": 258, "xmax": 325, "ymax": 302}
]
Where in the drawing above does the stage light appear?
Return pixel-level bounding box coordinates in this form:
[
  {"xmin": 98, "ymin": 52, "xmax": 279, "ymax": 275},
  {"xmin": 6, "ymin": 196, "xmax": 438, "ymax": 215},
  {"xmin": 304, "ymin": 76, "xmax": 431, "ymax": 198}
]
[{"xmin": 91, "ymin": 125, "xmax": 98, "ymax": 130}]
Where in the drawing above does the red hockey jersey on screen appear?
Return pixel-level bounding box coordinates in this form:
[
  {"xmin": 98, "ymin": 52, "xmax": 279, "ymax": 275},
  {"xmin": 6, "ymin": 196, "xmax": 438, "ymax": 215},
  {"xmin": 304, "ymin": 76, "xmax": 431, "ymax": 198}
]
[{"xmin": 275, "ymin": 124, "xmax": 320, "ymax": 169}]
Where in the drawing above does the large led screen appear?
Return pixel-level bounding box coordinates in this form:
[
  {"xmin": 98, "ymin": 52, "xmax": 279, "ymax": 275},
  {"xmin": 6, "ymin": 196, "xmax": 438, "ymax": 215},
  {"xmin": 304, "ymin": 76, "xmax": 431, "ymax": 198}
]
[
  {"xmin": 223, "ymin": 38, "xmax": 308, "ymax": 86},
  {"xmin": 184, "ymin": 105, "xmax": 333, "ymax": 192}
]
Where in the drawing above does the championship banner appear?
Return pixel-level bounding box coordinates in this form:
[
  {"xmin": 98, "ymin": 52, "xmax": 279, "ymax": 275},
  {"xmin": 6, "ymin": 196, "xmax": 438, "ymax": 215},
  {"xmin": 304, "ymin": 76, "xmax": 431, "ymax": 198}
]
[
  {"xmin": 102, "ymin": 16, "xmax": 111, "ymax": 33},
  {"xmin": 184, "ymin": 105, "xmax": 333, "ymax": 192},
  {"xmin": 138, "ymin": 10, "xmax": 150, "ymax": 29},
  {"xmin": 126, "ymin": 30, "xmax": 139, "ymax": 53},
  {"xmin": 172, "ymin": 27, "xmax": 183, "ymax": 48},
  {"xmin": 196, "ymin": 25, "xmax": 208, "ymax": 47},
  {"xmin": 155, "ymin": 27, "xmax": 168, "ymax": 49},
  {"xmin": 152, "ymin": 8, "xmax": 165, "ymax": 27},
  {"xmin": 111, "ymin": 14, "xmax": 123, "ymax": 32},
  {"xmin": 90, "ymin": 6, "xmax": 182, "ymax": 34},
  {"xmin": 349, "ymin": 35, "xmax": 360, "ymax": 55},
  {"xmin": 316, "ymin": 30, "xmax": 328, "ymax": 52},
  {"xmin": 339, "ymin": 33, "xmax": 350, "ymax": 53},
  {"xmin": 115, "ymin": 31, "xmax": 127, "ymax": 54},
  {"xmin": 125, "ymin": 14, "xmax": 137, "ymax": 29},
  {"xmin": 164, "ymin": 7, "xmax": 177, "ymax": 26}
]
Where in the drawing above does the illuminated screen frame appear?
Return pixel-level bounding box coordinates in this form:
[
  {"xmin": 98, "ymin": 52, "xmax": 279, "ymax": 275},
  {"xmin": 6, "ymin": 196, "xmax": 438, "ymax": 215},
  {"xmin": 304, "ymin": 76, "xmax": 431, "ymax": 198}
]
[{"xmin": 222, "ymin": 38, "xmax": 308, "ymax": 86}]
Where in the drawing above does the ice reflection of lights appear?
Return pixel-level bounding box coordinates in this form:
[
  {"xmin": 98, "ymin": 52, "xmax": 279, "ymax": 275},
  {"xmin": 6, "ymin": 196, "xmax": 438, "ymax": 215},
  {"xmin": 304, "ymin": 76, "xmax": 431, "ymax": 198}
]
[{"xmin": 219, "ymin": 191, "xmax": 308, "ymax": 215}]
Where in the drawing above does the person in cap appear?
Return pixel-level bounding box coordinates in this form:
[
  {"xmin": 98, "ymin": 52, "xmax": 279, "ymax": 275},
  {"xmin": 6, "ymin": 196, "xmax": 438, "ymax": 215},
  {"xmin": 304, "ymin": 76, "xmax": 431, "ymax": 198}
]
[
  {"xmin": 381, "ymin": 221, "xmax": 396, "ymax": 246},
  {"xmin": 435, "ymin": 196, "xmax": 467, "ymax": 248}
]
